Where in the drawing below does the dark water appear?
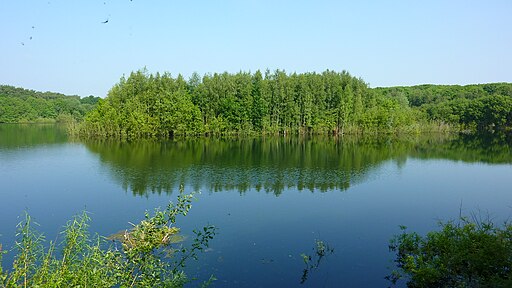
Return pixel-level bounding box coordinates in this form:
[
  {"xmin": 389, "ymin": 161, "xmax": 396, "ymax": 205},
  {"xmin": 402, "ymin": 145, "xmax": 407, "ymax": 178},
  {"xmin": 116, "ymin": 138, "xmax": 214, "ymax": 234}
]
[{"xmin": 1, "ymin": 124, "xmax": 511, "ymax": 287}]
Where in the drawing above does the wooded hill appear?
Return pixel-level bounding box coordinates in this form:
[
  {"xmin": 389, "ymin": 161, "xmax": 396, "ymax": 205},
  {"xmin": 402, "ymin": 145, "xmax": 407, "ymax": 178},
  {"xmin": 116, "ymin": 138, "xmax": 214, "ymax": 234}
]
[
  {"xmin": 375, "ymin": 83, "xmax": 512, "ymax": 131},
  {"xmin": 0, "ymin": 85, "xmax": 100, "ymax": 123}
]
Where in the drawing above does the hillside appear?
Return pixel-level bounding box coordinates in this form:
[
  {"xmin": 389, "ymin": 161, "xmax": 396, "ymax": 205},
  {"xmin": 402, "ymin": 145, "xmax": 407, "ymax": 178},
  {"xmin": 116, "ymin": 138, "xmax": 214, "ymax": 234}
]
[{"xmin": 0, "ymin": 85, "xmax": 100, "ymax": 123}]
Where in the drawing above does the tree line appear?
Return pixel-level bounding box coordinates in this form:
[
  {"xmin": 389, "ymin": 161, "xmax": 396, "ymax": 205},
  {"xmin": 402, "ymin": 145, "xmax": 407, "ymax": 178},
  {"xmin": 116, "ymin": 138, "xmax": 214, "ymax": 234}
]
[
  {"xmin": 0, "ymin": 85, "xmax": 100, "ymax": 123},
  {"xmin": 79, "ymin": 69, "xmax": 512, "ymax": 139},
  {"xmin": 78, "ymin": 69, "xmax": 420, "ymax": 138},
  {"xmin": 3, "ymin": 72, "xmax": 511, "ymax": 137},
  {"xmin": 374, "ymin": 83, "xmax": 512, "ymax": 131}
]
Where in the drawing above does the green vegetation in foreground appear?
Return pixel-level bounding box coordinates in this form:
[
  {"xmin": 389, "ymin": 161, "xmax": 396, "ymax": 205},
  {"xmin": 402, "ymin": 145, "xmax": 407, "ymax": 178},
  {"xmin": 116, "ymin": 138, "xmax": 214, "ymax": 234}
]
[
  {"xmin": 0, "ymin": 85, "xmax": 100, "ymax": 124},
  {"xmin": 0, "ymin": 192, "xmax": 216, "ymax": 287},
  {"xmin": 75, "ymin": 69, "xmax": 512, "ymax": 139},
  {"xmin": 388, "ymin": 216, "xmax": 512, "ymax": 287}
]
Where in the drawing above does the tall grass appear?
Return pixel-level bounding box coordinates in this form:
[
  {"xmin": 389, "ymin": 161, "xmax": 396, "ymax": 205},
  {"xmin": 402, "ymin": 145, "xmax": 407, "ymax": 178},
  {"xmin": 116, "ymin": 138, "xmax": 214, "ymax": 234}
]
[{"xmin": 0, "ymin": 192, "xmax": 216, "ymax": 287}]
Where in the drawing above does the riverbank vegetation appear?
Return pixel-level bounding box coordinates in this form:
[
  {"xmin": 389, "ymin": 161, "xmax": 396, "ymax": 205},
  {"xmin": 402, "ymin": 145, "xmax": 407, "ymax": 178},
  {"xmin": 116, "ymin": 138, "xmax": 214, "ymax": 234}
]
[
  {"xmin": 0, "ymin": 85, "xmax": 100, "ymax": 123},
  {"xmin": 388, "ymin": 216, "xmax": 512, "ymax": 287},
  {"xmin": 0, "ymin": 193, "xmax": 216, "ymax": 287},
  {"xmin": 74, "ymin": 69, "xmax": 512, "ymax": 139}
]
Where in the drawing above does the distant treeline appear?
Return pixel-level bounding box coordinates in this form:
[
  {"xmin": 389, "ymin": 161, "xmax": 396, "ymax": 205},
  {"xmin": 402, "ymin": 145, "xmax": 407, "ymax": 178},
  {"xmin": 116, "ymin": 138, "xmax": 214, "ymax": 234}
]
[
  {"xmin": 0, "ymin": 85, "xmax": 100, "ymax": 123},
  {"xmin": 77, "ymin": 69, "xmax": 512, "ymax": 139},
  {"xmin": 374, "ymin": 83, "xmax": 512, "ymax": 132}
]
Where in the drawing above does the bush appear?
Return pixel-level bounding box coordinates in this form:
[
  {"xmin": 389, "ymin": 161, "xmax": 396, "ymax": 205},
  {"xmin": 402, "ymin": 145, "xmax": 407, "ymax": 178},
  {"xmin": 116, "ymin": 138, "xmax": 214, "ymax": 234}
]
[
  {"xmin": 0, "ymin": 192, "xmax": 216, "ymax": 287},
  {"xmin": 388, "ymin": 216, "xmax": 512, "ymax": 287}
]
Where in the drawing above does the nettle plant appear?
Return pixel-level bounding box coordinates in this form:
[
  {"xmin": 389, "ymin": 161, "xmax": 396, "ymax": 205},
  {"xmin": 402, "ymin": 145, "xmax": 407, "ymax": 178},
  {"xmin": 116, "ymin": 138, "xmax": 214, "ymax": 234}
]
[{"xmin": 0, "ymin": 192, "xmax": 216, "ymax": 288}]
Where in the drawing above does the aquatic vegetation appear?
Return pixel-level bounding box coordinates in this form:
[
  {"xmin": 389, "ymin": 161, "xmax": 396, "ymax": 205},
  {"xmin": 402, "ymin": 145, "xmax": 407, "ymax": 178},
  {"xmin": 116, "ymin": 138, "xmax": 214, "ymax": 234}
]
[
  {"xmin": 300, "ymin": 239, "xmax": 334, "ymax": 284},
  {"xmin": 388, "ymin": 216, "xmax": 512, "ymax": 287},
  {"xmin": 0, "ymin": 192, "xmax": 216, "ymax": 287},
  {"xmin": 106, "ymin": 227, "xmax": 185, "ymax": 249}
]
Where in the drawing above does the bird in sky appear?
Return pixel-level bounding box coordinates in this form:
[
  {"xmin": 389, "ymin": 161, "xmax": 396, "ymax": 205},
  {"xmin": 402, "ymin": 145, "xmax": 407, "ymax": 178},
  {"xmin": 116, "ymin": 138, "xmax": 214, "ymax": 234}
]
[{"xmin": 101, "ymin": 19, "xmax": 109, "ymax": 24}]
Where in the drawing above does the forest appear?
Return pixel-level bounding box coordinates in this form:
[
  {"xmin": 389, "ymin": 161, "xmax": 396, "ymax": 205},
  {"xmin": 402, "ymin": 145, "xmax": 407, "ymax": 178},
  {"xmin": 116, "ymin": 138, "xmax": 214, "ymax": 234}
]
[
  {"xmin": 0, "ymin": 85, "xmax": 100, "ymax": 123},
  {"xmin": 2, "ymin": 71, "xmax": 511, "ymax": 138},
  {"xmin": 77, "ymin": 69, "xmax": 512, "ymax": 139},
  {"xmin": 375, "ymin": 83, "xmax": 512, "ymax": 132}
]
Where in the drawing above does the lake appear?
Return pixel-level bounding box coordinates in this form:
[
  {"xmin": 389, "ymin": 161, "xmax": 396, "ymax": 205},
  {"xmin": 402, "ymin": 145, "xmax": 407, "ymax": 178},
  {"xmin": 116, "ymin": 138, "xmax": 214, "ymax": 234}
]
[{"xmin": 1, "ymin": 124, "xmax": 511, "ymax": 287}]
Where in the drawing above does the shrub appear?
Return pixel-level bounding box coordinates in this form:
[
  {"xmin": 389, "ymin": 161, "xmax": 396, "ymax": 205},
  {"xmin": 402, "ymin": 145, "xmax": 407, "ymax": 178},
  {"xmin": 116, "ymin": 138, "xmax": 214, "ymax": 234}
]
[
  {"xmin": 388, "ymin": 217, "xmax": 512, "ymax": 287},
  {"xmin": 0, "ymin": 192, "xmax": 216, "ymax": 287}
]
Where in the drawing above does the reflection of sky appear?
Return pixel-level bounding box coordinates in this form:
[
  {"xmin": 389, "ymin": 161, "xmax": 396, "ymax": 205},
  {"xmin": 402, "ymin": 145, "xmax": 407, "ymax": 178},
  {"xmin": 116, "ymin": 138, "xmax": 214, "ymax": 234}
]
[
  {"xmin": 1, "ymin": 141, "xmax": 512, "ymax": 287},
  {"xmin": 183, "ymin": 159, "xmax": 512, "ymax": 287}
]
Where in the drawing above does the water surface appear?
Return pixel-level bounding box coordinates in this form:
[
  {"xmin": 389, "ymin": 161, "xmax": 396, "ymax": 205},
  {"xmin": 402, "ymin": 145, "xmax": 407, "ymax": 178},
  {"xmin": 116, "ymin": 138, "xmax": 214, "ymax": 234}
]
[{"xmin": 1, "ymin": 125, "xmax": 511, "ymax": 287}]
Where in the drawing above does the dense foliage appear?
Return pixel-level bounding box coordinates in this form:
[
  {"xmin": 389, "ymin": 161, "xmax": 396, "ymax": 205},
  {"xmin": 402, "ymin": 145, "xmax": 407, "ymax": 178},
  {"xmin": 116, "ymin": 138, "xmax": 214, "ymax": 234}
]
[
  {"xmin": 0, "ymin": 192, "xmax": 215, "ymax": 287},
  {"xmin": 375, "ymin": 83, "xmax": 512, "ymax": 131},
  {"xmin": 79, "ymin": 69, "xmax": 512, "ymax": 139},
  {"xmin": 0, "ymin": 85, "xmax": 100, "ymax": 123},
  {"xmin": 4, "ymin": 73, "xmax": 511, "ymax": 137},
  {"xmin": 78, "ymin": 69, "xmax": 420, "ymax": 138},
  {"xmin": 388, "ymin": 217, "xmax": 512, "ymax": 287}
]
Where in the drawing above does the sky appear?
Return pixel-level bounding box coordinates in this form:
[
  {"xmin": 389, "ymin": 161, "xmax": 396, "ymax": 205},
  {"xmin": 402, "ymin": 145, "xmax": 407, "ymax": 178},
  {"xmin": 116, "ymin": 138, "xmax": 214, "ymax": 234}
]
[{"xmin": 1, "ymin": 0, "xmax": 511, "ymax": 97}]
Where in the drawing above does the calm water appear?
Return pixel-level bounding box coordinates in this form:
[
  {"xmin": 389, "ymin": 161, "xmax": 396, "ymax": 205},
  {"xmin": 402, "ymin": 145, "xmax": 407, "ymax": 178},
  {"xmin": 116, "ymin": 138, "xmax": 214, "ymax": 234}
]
[{"xmin": 1, "ymin": 124, "xmax": 512, "ymax": 287}]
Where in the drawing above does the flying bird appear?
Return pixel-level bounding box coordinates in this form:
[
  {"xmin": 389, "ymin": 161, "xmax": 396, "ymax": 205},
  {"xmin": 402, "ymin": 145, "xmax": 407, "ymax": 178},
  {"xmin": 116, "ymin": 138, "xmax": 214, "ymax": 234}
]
[{"xmin": 101, "ymin": 19, "xmax": 109, "ymax": 24}]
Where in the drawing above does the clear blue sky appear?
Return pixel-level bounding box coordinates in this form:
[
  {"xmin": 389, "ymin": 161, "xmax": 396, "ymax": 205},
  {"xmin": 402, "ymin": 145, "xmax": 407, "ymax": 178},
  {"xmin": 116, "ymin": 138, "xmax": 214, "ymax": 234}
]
[{"xmin": 1, "ymin": 0, "xmax": 511, "ymax": 97}]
